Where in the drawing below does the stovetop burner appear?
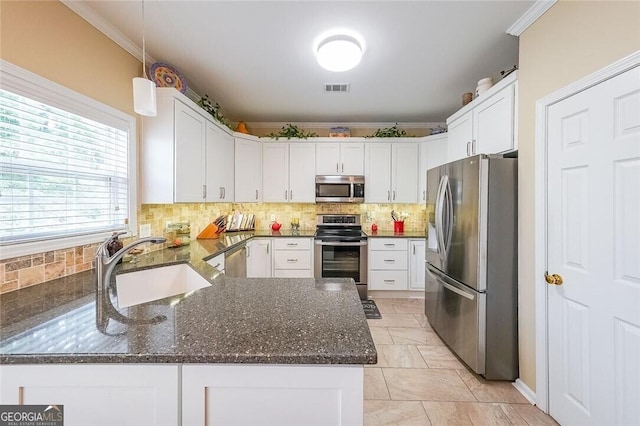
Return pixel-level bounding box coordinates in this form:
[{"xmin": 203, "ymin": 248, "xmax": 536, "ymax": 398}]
[{"xmin": 315, "ymin": 214, "xmax": 366, "ymax": 241}]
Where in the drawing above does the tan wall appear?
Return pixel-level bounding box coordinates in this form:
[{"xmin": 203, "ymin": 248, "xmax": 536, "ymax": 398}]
[
  {"xmin": 517, "ymin": 0, "xmax": 640, "ymax": 391},
  {"xmin": 0, "ymin": 0, "xmax": 140, "ymax": 115}
]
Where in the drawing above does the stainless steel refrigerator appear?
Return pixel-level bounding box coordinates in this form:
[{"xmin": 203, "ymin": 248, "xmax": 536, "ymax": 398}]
[{"xmin": 424, "ymin": 154, "xmax": 518, "ymax": 380}]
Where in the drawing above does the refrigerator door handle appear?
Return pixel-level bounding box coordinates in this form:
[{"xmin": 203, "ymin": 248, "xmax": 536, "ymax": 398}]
[
  {"xmin": 443, "ymin": 175, "xmax": 453, "ymax": 255},
  {"xmin": 442, "ymin": 282, "xmax": 475, "ymax": 300},
  {"xmin": 426, "ymin": 263, "xmax": 476, "ymax": 300},
  {"xmin": 435, "ymin": 176, "xmax": 447, "ymax": 265}
]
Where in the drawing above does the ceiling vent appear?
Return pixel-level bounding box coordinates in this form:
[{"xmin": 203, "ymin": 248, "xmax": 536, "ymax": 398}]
[{"xmin": 324, "ymin": 84, "xmax": 350, "ymax": 93}]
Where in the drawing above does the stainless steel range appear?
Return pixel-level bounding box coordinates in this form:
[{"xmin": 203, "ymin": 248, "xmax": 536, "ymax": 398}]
[{"xmin": 314, "ymin": 214, "xmax": 368, "ymax": 299}]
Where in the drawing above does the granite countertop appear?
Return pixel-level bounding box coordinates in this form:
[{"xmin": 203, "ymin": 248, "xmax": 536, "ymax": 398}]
[
  {"xmin": 0, "ymin": 233, "xmax": 376, "ymax": 366},
  {"xmin": 364, "ymin": 230, "xmax": 425, "ymax": 238}
]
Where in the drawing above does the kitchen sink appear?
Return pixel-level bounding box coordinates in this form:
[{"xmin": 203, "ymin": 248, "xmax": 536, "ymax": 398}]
[{"xmin": 115, "ymin": 264, "xmax": 211, "ymax": 308}]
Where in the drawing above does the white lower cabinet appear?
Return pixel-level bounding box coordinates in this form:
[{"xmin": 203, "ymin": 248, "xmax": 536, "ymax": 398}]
[
  {"xmin": 0, "ymin": 365, "xmax": 179, "ymax": 426},
  {"xmin": 182, "ymin": 364, "xmax": 363, "ymax": 426},
  {"xmin": 1, "ymin": 364, "xmax": 364, "ymax": 426},
  {"xmin": 368, "ymin": 238, "xmax": 409, "ymax": 291},
  {"xmin": 272, "ymin": 238, "xmax": 313, "ymax": 278},
  {"xmin": 246, "ymin": 238, "xmax": 272, "ymax": 277},
  {"xmin": 409, "ymin": 239, "xmax": 426, "ymax": 290}
]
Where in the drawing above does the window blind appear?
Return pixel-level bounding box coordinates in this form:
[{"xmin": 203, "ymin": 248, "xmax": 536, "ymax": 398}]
[{"xmin": 0, "ymin": 88, "xmax": 130, "ymax": 244}]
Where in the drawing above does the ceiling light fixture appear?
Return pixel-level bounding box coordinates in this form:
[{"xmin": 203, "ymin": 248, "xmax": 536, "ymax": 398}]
[
  {"xmin": 132, "ymin": 0, "xmax": 157, "ymax": 116},
  {"xmin": 316, "ymin": 34, "xmax": 363, "ymax": 72}
]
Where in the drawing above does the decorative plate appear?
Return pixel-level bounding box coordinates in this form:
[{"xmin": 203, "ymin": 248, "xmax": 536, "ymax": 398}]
[{"xmin": 149, "ymin": 62, "xmax": 187, "ymax": 93}]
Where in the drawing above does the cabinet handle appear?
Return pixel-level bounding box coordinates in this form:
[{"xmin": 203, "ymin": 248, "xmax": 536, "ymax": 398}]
[
  {"xmin": 290, "ymin": 190, "xmax": 292, "ymax": 200},
  {"xmin": 286, "ymin": 243, "xmax": 298, "ymax": 247},
  {"xmin": 246, "ymin": 246, "xmax": 250, "ymax": 257},
  {"xmin": 472, "ymin": 139, "xmax": 477, "ymax": 155},
  {"xmin": 203, "ymin": 185, "xmax": 207, "ymax": 198},
  {"xmin": 255, "ymin": 189, "xmax": 259, "ymax": 200},
  {"xmin": 387, "ymin": 190, "xmax": 391, "ymax": 201},
  {"xmin": 384, "ymin": 243, "xmax": 395, "ymax": 247},
  {"xmin": 383, "ymin": 279, "xmax": 396, "ymax": 283},
  {"xmin": 267, "ymin": 243, "xmax": 269, "ymax": 254},
  {"xmin": 423, "ymin": 190, "xmax": 426, "ymax": 201},
  {"xmin": 219, "ymin": 187, "xmax": 223, "ymax": 199},
  {"xmin": 211, "ymin": 263, "xmax": 221, "ymax": 269},
  {"xmin": 285, "ymin": 189, "xmax": 288, "ymax": 200},
  {"xmin": 466, "ymin": 142, "xmax": 471, "ymax": 156},
  {"xmin": 18, "ymin": 386, "xmax": 24, "ymax": 405},
  {"xmin": 287, "ymin": 258, "xmax": 298, "ymax": 262},
  {"xmin": 413, "ymin": 245, "xmax": 416, "ymax": 255},
  {"xmin": 393, "ymin": 190, "xmax": 396, "ymax": 200},
  {"xmin": 384, "ymin": 259, "xmax": 395, "ymax": 263},
  {"xmin": 222, "ymin": 187, "xmax": 226, "ymax": 199},
  {"xmin": 341, "ymin": 163, "xmax": 344, "ymax": 173},
  {"xmin": 336, "ymin": 162, "xmax": 339, "ymax": 173}
]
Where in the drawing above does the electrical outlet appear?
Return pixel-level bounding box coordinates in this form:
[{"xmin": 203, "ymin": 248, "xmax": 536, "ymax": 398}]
[
  {"xmin": 270, "ymin": 214, "xmax": 276, "ymax": 222},
  {"xmin": 139, "ymin": 224, "xmax": 151, "ymax": 238}
]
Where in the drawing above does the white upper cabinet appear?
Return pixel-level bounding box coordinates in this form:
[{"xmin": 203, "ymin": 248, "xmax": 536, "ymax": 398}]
[
  {"xmin": 392, "ymin": 143, "xmax": 419, "ymax": 203},
  {"xmin": 419, "ymin": 133, "xmax": 448, "ymax": 203},
  {"xmin": 364, "ymin": 143, "xmax": 392, "ymax": 203},
  {"xmin": 263, "ymin": 143, "xmax": 315, "ymax": 203},
  {"xmin": 234, "ymin": 136, "xmax": 262, "ymax": 202},
  {"xmin": 288, "ymin": 144, "xmax": 316, "ymax": 202},
  {"xmin": 365, "ymin": 142, "xmax": 418, "ymax": 203},
  {"xmin": 316, "ymin": 142, "xmax": 364, "ymax": 175},
  {"xmin": 141, "ymin": 88, "xmax": 234, "ymax": 204},
  {"xmin": 206, "ymin": 122, "xmax": 234, "ymax": 202},
  {"xmin": 174, "ymin": 101, "xmax": 207, "ymax": 202},
  {"xmin": 262, "ymin": 143, "xmax": 289, "ymax": 202},
  {"xmin": 446, "ymin": 72, "xmax": 518, "ymax": 163}
]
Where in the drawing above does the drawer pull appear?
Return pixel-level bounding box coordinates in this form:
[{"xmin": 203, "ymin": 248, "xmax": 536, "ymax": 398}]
[
  {"xmin": 384, "ymin": 243, "xmax": 395, "ymax": 247},
  {"xmin": 383, "ymin": 279, "xmax": 396, "ymax": 283},
  {"xmin": 384, "ymin": 259, "xmax": 395, "ymax": 263},
  {"xmin": 287, "ymin": 259, "xmax": 298, "ymax": 262},
  {"xmin": 211, "ymin": 263, "xmax": 221, "ymax": 269},
  {"xmin": 286, "ymin": 243, "xmax": 298, "ymax": 247}
]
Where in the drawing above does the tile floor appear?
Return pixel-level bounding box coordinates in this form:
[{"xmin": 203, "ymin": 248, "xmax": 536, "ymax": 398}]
[{"xmin": 363, "ymin": 298, "xmax": 558, "ymax": 425}]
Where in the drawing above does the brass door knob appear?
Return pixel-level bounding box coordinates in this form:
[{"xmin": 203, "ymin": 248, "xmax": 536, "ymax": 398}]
[{"xmin": 545, "ymin": 273, "xmax": 563, "ymax": 285}]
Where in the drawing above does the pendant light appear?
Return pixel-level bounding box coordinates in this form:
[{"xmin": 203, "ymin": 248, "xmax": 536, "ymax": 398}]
[{"xmin": 132, "ymin": 0, "xmax": 157, "ymax": 116}]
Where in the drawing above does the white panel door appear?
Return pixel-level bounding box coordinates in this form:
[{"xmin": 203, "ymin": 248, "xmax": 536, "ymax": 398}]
[
  {"xmin": 246, "ymin": 238, "xmax": 272, "ymax": 278},
  {"xmin": 289, "ymin": 143, "xmax": 316, "ymax": 202},
  {"xmin": 392, "ymin": 143, "xmax": 419, "ymax": 203},
  {"xmin": 262, "ymin": 143, "xmax": 289, "ymax": 202},
  {"xmin": 547, "ymin": 66, "xmax": 640, "ymax": 426},
  {"xmin": 174, "ymin": 101, "xmax": 206, "ymax": 202},
  {"xmin": 418, "ymin": 134, "xmax": 447, "ymax": 203}
]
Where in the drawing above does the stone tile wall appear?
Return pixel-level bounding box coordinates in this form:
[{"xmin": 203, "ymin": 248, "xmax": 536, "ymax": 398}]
[{"xmin": 0, "ymin": 202, "xmax": 425, "ymax": 294}]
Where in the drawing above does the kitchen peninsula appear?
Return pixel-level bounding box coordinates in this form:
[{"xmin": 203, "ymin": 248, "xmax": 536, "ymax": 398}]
[{"xmin": 0, "ymin": 236, "xmax": 376, "ymax": 425}]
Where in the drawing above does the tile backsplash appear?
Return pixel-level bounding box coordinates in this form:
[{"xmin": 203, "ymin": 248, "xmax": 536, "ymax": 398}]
[{"xmin": 0, "ymin": 202, "xmax": 425, "ymax": 294}]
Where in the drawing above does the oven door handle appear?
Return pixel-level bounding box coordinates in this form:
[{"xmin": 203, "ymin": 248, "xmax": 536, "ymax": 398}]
[{"xmin": 315, "ymin": 240, "xmax": 368, "ymax": 246}]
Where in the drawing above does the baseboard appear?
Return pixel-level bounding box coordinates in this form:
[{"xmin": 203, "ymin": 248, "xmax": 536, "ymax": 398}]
[{"xmin": 513, "ymin": 379, "xmax": 536, "ymax": 405}]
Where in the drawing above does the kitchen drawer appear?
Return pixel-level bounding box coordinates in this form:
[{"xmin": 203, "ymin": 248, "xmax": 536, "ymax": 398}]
[
  {"xmin": 369, "ymin": 250, "xmax": 408, "ymax": 270},
  {"xmin": 369, "ymin": 238, "xmax": 408, "ymax": 251},
  {"xmin": 273, "ymin": 269, "xmax": 313, "ymax": 278},
  {"xmin": 369, "ymin": 270, "xmax": 408, "ymax": 290},
  {"xmin": 273, "ymin": 238, "xmax": 312, "ymax": 250},
  {"xmin": 273, "ymin": 250, "xmax": 311, "ymax": 270}
]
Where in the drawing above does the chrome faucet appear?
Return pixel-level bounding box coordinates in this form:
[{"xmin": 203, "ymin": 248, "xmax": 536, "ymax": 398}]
[{"xmin": 95, "ymin": 232, "xmax": 167, "ymax": 333}]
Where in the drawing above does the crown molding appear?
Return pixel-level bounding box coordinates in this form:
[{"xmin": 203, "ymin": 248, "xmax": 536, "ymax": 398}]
[{"xmin": 506, "ymin": 0, "xmax": 557, "ymax": 36}]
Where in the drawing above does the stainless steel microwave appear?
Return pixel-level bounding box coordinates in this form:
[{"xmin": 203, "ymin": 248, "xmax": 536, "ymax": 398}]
[{"xmin": 315, "ymin": 175, "xmax": 365, "ymax": 203}]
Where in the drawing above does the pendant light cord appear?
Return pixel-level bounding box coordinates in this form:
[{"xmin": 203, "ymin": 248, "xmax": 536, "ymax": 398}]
[{"xmin": 142, "ymin": 0, "xmax": 147, "ymax": 79}]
